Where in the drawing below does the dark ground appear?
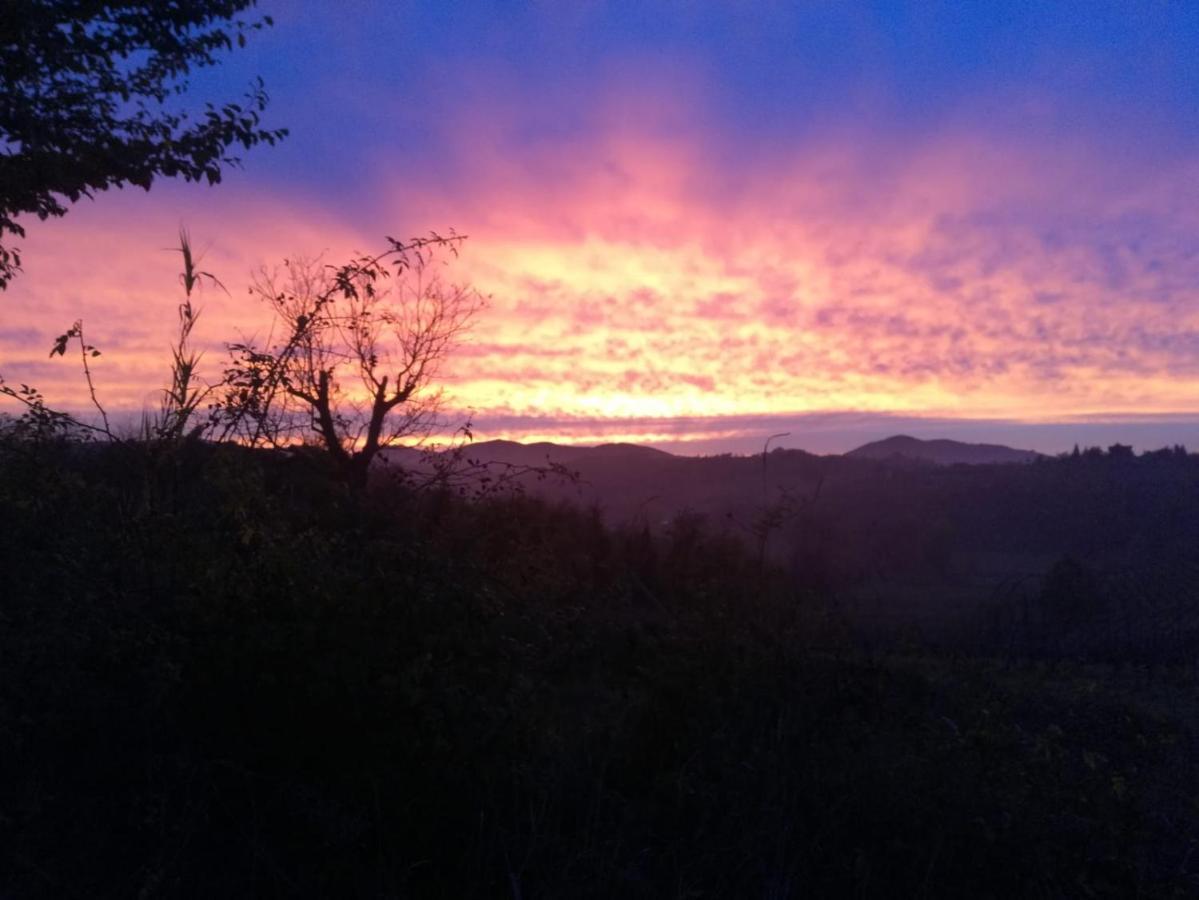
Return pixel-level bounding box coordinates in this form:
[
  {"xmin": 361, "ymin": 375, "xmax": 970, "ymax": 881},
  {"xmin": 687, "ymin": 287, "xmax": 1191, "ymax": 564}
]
[{"xmin": 3, "ymin": 436, "xmax": 1199, "ymax": 898}]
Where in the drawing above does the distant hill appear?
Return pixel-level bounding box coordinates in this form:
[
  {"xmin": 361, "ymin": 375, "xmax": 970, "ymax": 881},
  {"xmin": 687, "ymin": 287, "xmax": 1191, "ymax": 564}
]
[
  {"xmin": 382, "ymin": 436, "xmax": 1045, "ymax": 470},
  {"xmin": 377, "ymin": 439, "xmax": 675, "ymax": 474},
  {"xmin": 457, "ymin": 439, "xmax": 674, "ymax": 466},
  {"xmin": 845, "ymin": 434, "xmax": 1042, "ymax": 465}
]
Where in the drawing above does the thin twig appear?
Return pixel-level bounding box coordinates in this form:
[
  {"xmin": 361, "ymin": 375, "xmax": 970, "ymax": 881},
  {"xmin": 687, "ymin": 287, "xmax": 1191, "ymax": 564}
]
[{"xmin": 74, "ymin": 322, "xmax": 114, "ymax": 439}]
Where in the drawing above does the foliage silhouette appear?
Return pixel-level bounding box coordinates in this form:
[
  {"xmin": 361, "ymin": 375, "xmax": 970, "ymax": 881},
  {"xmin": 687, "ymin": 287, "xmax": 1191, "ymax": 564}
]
[
  {"xmin": 0, "ymin": 0, "xmax": 286, "ymax": 288},
  {"xmin": 0, "ymin": 230, "xmax": 220, "ymax": 448}
]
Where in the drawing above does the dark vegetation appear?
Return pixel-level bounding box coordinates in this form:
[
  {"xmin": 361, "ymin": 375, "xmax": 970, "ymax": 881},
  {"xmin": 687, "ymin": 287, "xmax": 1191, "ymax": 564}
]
[
  {"xmin": 422, "ymin": 439, "xmax": 1199, "ymax": 656},
  {"xmin": 3, "ymin": 425, "xmax": 1199, "ymax": 898}
]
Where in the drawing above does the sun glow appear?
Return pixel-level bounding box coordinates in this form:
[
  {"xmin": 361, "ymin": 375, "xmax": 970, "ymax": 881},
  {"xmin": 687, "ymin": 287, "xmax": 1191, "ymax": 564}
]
[{"xmin": 5, "ymin": 117, "xmax": 1199, "ymax": 450}]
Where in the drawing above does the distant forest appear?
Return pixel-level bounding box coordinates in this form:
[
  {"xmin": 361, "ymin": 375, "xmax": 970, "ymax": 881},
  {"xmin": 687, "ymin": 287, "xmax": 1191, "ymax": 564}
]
[{"xmin": 419, "ymin": 438, "xmax": 1199, "ymax": 657}]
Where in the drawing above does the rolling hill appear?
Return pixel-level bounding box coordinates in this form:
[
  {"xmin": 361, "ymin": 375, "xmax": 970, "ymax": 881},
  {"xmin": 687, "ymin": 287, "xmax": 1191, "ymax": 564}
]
[{"xmin": 845, "ymin": 434, "xmax": 1042, "ymax": 465}]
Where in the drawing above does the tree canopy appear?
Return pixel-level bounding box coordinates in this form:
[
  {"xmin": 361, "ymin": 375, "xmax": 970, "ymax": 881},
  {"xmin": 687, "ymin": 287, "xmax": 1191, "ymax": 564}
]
[{"xmin": 0, "ymin": 0, "xmax": 287, "ymax": 288}]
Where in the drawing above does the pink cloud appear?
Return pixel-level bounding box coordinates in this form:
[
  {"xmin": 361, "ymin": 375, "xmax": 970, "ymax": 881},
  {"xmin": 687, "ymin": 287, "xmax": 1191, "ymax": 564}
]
[{"xmin": 5, "ymin": 87, "xmax": 1199, "ymax": 445}]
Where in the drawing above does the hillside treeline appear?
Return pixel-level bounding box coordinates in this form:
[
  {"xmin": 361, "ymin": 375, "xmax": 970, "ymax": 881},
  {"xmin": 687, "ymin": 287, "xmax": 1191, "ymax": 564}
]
[{"xmin": 452, "ymin": 443, "xmax": 1199, "ymax": 658}]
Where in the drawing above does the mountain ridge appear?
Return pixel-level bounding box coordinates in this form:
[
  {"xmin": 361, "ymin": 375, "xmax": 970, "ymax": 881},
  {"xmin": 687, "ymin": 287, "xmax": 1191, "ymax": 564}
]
[
  {"xmin": 380, "ymin": 434, "xmax": 1044, "ymax": 465},
  {"xmin": 844, "ymin": 434, "xmax": 1042, "ymax": 465}
]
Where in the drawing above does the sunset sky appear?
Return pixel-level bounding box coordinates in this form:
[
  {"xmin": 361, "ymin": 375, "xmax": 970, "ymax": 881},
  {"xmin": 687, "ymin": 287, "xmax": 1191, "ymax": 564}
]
[{"xmin": 5, "ymin": 1, "xmax": 1199, "ymax": 454}]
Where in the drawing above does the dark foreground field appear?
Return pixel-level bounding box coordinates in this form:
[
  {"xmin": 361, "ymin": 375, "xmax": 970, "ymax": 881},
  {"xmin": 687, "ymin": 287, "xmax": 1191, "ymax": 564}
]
[{"xmin": 3, "ymin": 438, "xmax": 1199, "ymax": 898}]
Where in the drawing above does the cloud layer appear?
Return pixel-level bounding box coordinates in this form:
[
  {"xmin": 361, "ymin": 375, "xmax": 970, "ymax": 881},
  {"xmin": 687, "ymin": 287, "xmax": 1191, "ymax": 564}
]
[{"xmin": 4, "ymin": 4, "xmax": 1199, "ymax": 453}]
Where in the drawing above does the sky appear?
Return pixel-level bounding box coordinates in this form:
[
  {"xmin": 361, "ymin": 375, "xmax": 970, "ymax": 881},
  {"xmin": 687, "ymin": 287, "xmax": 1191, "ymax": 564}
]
[{"xmin": 4, "ymin": 1, "xmax": 1199, "ymax": 455}]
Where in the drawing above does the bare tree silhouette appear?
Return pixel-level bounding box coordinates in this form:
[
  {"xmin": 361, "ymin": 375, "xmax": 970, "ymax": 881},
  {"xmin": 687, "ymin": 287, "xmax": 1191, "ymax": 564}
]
[{"xmin": 218, "ymin": 234, "xmax": 483, "ymax": 488}]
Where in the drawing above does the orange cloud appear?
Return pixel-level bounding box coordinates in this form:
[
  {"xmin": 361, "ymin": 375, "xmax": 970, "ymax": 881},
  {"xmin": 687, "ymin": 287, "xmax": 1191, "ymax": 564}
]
[{"xmin": 415, "ymin": 123, "xmax": 1199, "ymax": 429}]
